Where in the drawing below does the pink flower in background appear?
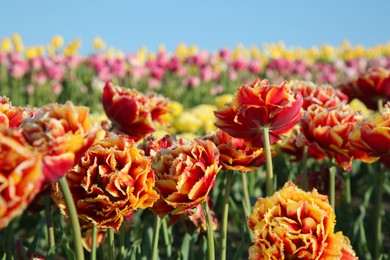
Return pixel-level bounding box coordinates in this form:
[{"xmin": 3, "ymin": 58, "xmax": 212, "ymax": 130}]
[
  {"xmin": 148, "ymin": 77, "xmax": 162, "ymax": 89},
  {"xmin": 184, "ymin": 76, "xmax": 200, "ymax": 88},
  {"xmin": 200, "ymin": 66, "xmax": 213, "ymax": 82},
  {"xmin": 248, "ymin": 60, "xmax": 262, "ymax": 75},
  {"xmin": 52, "ymin": 83, "xmax": 63, "ymax": 95},
  {"xmin": 8, "ymin": 55, "xmax": 28, "ymax": 78},
  {"xmin": 229, "ymin": 69, "xmax": 238, "ymax": 81},
  {"xmin": 150, "ymin": 65, "xmax": 165, "ymax": 80},
  {"xmin": 219, "ymin": 48, "xmax": 231, "ymax": 61},
  {"xmin": 210, "ymin": 85, "xmax": 224, "ymax": 95}
]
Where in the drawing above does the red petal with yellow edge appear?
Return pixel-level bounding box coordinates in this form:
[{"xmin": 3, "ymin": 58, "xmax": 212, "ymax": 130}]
[{"xmin": 361, "ymin": 125, "xmax": 390, "ymax": 154}]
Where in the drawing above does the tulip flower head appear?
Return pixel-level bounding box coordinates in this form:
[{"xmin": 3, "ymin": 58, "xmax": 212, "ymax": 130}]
[
  {"xmin": 214, "ymin": 78, "xmax": 303, "ymax": 148},
  {"xmin": 202, "ymin": 129, "xmax": 270, "ymax": 172},
  {"xmin": 52, "ymin": 135, "xmax": 158, "ymax": 231},
  {"xmin": 349, "ymin": 102, "xmax": 390, "ymax": 167},
  {"xmin": 102, "ymin": 82, "xmax": 169, "ymax": 141},
  {"xmin": 300, "ymin": 104, "xmax": 376, "ymax": 171},
  {"xmin": 248, "ymin": 182, "xmax": 357, "ymax": 259},
  {"xmin": 151, "ymin": 137, "xmax": 221, "ymax": 217},
  {"xmin": 21, "ymin": 101, "xmax": 97, "ymax": 183},
  {"xmin": 339, "ymin": 67, "xmax": 390, "ymax": 110},
  {"xmin": 0, "ymin": 126, "xmax": 44, "ymax": 229}
]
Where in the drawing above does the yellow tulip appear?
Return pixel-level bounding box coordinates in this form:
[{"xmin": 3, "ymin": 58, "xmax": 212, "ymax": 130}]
[
  {"xmin": 93, "ymin": 37, "xmax": 106, "ymax": 51},
  {"xmin": 51, "ymin": 35, "xmax": 64, "ymax": 49},
  {"xmin": 1, "ymin": 37, "xmax": 13, "ymax": 52},
  {"xmin": 215, "ymin": 94, "xmax": 234, "ymax": 109},
  {"xmin": 25, "ymin": 47, "xmax": 38, "ymax": 59},
  {"xmin": 175, "ymin": 43, "xmax": 188, "ymax": 59}
]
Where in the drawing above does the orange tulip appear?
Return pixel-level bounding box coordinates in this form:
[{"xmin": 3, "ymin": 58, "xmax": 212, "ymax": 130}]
[
  {"xmin": 214, "ymin": 78, "xmax": 303, "ymax": 148},
  {"xmin": 0, "ymin": 126, "xmax": 44, "ymax": 229},
  {"xmin": 300, "ymin": 104, "xmax": 376, "ymax": 171},
  {"xmin": 151, "ymin": 138, "xmax": 221, "ymax": 217},
  {"xmin": 248, "ymin": 182, "xmax": 357, "ymax": 260},
  {"xmin": 202, "ymin": 129, "xmax": 270, "ymax": 172},
  {"xmin": 52, "ymin": 135, "xmax": 158, "ymax": 231},
  {"xmin": 0, "ymin": 96, "xmax": 36, "ymax": 127},
  {"xmin": 339, "ymin": 67, "xmax": 390, "ymax": 110},
  {"xmin": 21, "ymin": 101, "xmax": 97, "ymax": 183},
  {"xmin": 290, "ymin": 80, "xmax": 348, "ymax": 110},
  {"xmin": 349, "ymin": 103, "xmax": 390, "ymax": 167}
]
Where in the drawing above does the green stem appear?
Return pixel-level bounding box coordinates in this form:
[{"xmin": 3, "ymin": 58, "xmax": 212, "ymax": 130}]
[
  {"xmin": 241, "ymin": 173, "xmax": 251, "ymax": 216},
  {"xmin": 45, "ymin": 195, "xmax": 56, "ymax": 249},
  {"xmin": 162, "ymin": 217, "xmax": 172, "ymax": 258},
  {"xmin": 202, "ymin": 201, "xmax": 215, "ymax": 260},
  {"xmin": 58, "ymin": 177, "xmax": 85, "ymax": 260},
  {"xmin": 220, "ymin": 171, "xmax": 234, "ymax": 260},
  {"xmin": 151, "ymin": 214, "xmax": 161, "ymax": 260},
  {"xmin": 119, "ymin": 223, "xmax": 125, "ymax": 260},
  {"xmin": 374, "ymin": 170, "xmax": 384, "ymax": 260},
  {"xmin": 301, "ymin": 146, "xmax": 309, "ymax": 191},
  {"xmin": 262, "ymin": 127, "xmax": 274, "ymax": 196},
  {"xmin": 344, "ymin": 172, "xmax": 351, "ymax": 205},
  {"xmin": 329, "ymin": 165, "xmax": 336, "ymax": 209},
  {"xmin": 108, "ymin": 228, "xmax": 115, "ymax": 260},
  {"xmin": 90, "ymin": 224, "xmax": 97, "ymax": 260}
]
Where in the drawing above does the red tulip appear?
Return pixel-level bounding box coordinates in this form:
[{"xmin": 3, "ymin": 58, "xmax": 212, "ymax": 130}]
[
  {"xmin": 102, "ymin": 82, "xmax": 169, "ymax": 141},
  {"xmin": 214, "ymin": 78, "xmax": 303, "ymax": 148}
]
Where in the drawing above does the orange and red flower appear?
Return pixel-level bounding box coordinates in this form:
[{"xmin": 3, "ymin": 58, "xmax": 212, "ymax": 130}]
[
  {"xmin": 290, "ymin": 80, "xmax": 348, "ymax": 110},
  {"xmin": 349, "ymin": 103, "xmax": 390, "ymax": 168},
  {"xmin": 0, "ymin": 96, "xmax": 36, "ymax": 128},
  {"xmin": 248, "ymin": 182, "xmax": 357, "ymax": 260},
  {"xmin": 151, "ymin": 138, "xmax": 221, "ymax": 217},
  {"xmin": 21, "ymin": 101, "xmax": 97, "ymax": 183},
  {"xmin": 0, "ymin": 126, "xmax": 44, "ymax": 229},
  {"xmin": 214, "ymin": 78, "xmax": 303, "ymax": 148},
  {"xmin": 300, "ymin": 104, "xmax": 376, "ymax": 171},
  {"xmin": 102, "ymin": 81, "xmax": 169, "ymax": 141},
  {"xmin": 202, "ymin": 129, "xmax": 270, "ymax": 172},
  {"xmin": 339, "ymin": 67, "xmax": 390, "ymax": 110},
  {"xmin": 52, "ymin": 135, "xmax": 158, "ymax": 231}
]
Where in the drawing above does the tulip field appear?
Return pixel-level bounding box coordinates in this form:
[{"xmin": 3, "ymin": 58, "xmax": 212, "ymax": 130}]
[{"xmin": 1, "ymin": 35, "xmax": 390, "ymax": 259}]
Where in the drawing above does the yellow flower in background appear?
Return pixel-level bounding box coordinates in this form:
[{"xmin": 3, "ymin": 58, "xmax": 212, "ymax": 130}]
[
  {"xmin": 190, "ymin": 104, "xmax": 217, "ymax": 133},
  {"xmin": 1, "ymin": 37, "xmax": 13, "ymax": 52},
  {"xmin": 51, "ymin": 35, "xmax": 64, "ymax": 49},
  {"xmin": 12, "ymin": 34, "xmax": 24, "ymax": 53},
  {"xmin": 349, "ymin": 98, "xmax": 373, "ymax": 116},
  {"xmin": 188, "ymin": 45, "xmax": 198, "ymax": 56},
  {"xmin": 25, "ymin": 47, "xmax": 39, "ymax": 60},
  {"xmin": 137, "ymin": 47, "xmax": 148, "ymax": 65},
  {"xmin": 214, "ymin": 94, "xmax": 234, "ymax": 109},
  {"xmin": 93, "ymin": 37, "xmax": 106, "ymax": 51},
  {"xmin": 175, "ymin": 43, "xmax": 188, "ymax": 59},
  {"xmin": 177, "ymin": 132, "xmax": 198, "ymax": 140},
  {"xmin": 172, "ymin": 111, "xmax": 203, "ymax": 133},
  {"xmin": 11, "ymin": 34, "xmax": 22, "ymax": 45},
  {"xmin": 320, "ymin": 44, "xmax": 336, "ymax": 60},
  {"xmin": 167, "ymin": 101, "xmax": 184, "ymax": 117},
  {"xmin": 63, "ymin": 38, "xmax": 81, "ymax": 56}
]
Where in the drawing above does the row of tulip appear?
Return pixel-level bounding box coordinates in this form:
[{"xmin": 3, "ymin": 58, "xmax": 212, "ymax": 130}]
[
  {"xmin": 1, "ymin": 39, "xmax": 390, "ymax": 111},
  {"xmin": 1, "ymin": 62, "xmax": 390, "ymax": 259}
]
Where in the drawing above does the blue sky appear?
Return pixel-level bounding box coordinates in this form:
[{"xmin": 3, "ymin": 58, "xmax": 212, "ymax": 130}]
[{"xmin": 1, "ymin": 1, "xmax": 390, "ymax": 54}]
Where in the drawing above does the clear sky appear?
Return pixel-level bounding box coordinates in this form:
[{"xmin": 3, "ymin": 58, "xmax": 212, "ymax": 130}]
[{"xmin": 1, "ymin": 1, "xmax": 390, "ymax": 54}]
